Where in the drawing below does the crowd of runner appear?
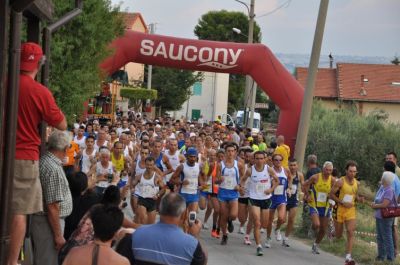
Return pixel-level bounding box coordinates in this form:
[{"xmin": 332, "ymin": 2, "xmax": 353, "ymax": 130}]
[{"xmin": 55, "ymin": 112, "xmax": 393, "ymax": 265}]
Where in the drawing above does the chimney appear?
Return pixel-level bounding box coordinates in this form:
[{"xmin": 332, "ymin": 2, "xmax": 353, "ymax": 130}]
[{"xmin": 329, "ymin": 53, "xmax": 333, "ymax": 69}]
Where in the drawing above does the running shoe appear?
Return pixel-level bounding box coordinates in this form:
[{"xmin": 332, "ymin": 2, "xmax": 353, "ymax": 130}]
[
  {"xmin": 211, "ymin": 229, "xmax": 218, "ymax": 238},
  {"xmin": 239, "ymin": 226, "xmax": 245, "ymax": 234},
  {"xmin": 202, "ymin": 223, "xmax": 209, "ymax": 230},
  {"xmin": 216, "ymin": 230, "xmax": 221, "ymax": 238},
  {"xmin": 264, "ymin": 237, "xmax": 272, "ymax": 248},
  {"xmin": 221, "ymin": 235, "xmax": 228, "ymax": 245},
  {"xmin": 345, "ymin": 258, "xmax": 355, "ymax": 265},
  {"xmin": 227, "ymin": 220, "xmax": 234, "ymax": 233},
  {"xmin": 256, "ymin": 246, "xmax": 263, "ymax": 256},
  {"xmin": 244, "ymin": 235, "xmax": 252, "ymax": 245},
  {"xmin": 275, "ymin": 229, "xmax": 282, "ymax": 241},
  {"xmin": 260, "ymin": 228, "xmax": 265, "ymax": 233},
  {"xmin": 312, "ymin": 243, "xmax": 320, "ymax": 254},
  {"xmin": 282, "ymin": 238, "xmax": 290, "ymax": 247}
]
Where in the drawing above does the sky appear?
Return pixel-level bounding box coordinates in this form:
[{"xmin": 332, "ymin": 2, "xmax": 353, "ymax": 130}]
[{"xmin": 111, "ymin": 0, "xmax": 400, "ymax": 57}]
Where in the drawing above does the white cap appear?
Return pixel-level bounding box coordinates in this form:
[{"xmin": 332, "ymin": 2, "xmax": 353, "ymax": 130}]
[{"xmin": 189, "ymin": 132, "xmax": 196, "ymax": 137}]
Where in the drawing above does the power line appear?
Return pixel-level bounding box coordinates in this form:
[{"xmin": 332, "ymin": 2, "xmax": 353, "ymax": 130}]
[{"xmin": 257, "ymin": 0, "xmax": 292, "ymax": 18}]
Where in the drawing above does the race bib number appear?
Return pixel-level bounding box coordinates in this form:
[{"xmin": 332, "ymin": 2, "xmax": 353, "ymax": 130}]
[
  {"xmin": 223, "ymin": 176, "xmax": 235, "ymax": 190},
  {"xmin": 142, "ymin": 185, "xmax": 156, "ymax": 198},
  {"xmin": 274, "ymin": 185, "xmax": 284, "ymax": 195},
  {"xmin": 182, "ymin": 178, "xmax": 198, "ymax": 194},
  {"xmin": 97, "ymin": 181, "xmax": 109, "ymax": 188},
  {"xmin": 317, "ymin": 192, "xmax": 327, "ymax": 203},
  {"xmin": 256, "ymin": 183, "xmax": 268, "ymax": 194},
  {"xmin": 342, "ymin": 194, "xmax": 353, "ymax": 203},
  {"xmin": 291, "ymin": 184, "xmax": 297, "ymax": 195}
]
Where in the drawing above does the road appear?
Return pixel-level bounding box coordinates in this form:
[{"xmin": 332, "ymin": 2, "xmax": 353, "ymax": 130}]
[{"xmin": 124, "ymin": 203, "xmax": 344, "ymax": 265}]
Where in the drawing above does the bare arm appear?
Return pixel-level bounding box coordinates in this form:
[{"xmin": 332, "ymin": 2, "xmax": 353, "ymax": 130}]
[
  {"xmin": 55, "ymin": 117, "xmax": 67, "ymax": 131},
  {"xmin": 171, "ymin": 164, "xmax": 184, "ymax": 185}
]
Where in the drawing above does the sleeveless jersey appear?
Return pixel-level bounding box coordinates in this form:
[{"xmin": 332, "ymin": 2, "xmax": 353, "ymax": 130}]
[
  {"xmin": 239, "ymin": 164, "xmax": 251, "ymax": 198},
  {"xmin": 139, "ymin": 172, "xmax": 158, "ymax": 199},
  {"xmin": 111, "ymin": 153, "xmax": 124, "ymax": 172},
  {"xmin": 272, "ymin": 167, "xmax": 288, "ymax": 203},
  {"xmin": 220, "ymin": 160, "xmax": 240, "ymax": 190},
  {"xmin": 163, "ymin": 150, "xmax": 181, "ymax": 183},
  {"xmin": 288, "ymin": 171, "xmax": 300, "ymax": 202},
  {"xmin": 94, "ymin": 140, "xmax": 108, "ymax": 151},
  {"xmin": 180, "ymin": 162, "xmax": 200, "ymax": 195},
  {"xmin": 134, "ymin": 161, "xmax": 146, "ymax": 196},
  {"xmin": 95, "ymin": 162, "xmax": 113, "ymax": 188},
  {"xmin": 338, "ymin": 176, "xmax": 358, "ymax": 205},
  {"xmin": 249, "ymin": 165, "xmax": 272, "ymax": 200},
  {"xmin": 154, "ymin": 153, "xmax": 164, "ymax": 172},
  {"xmin": 202, "ymin": 161, "xmax": 218, "ymax": 194},
  {"xmin": 310, "ymin": 173, "xmax": 332, "ymax": 208},
  {"xmin": 81, "ymin": 148, "xmax": 96, "ymax": 174}
]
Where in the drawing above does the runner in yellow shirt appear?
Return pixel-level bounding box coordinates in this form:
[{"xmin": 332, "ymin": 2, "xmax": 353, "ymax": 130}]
[
  {"xmin": 274, "ymin": 135, "xmax": 290, "ymax": 168},
  {"xmin": 330, "ymin": 161, "xmax": 364, "ymax": 265}
]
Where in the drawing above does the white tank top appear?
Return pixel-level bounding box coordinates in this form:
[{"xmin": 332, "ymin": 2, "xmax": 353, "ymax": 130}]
[
  {"xmin": 220, "ymin": 160, "xmax": 239, "ymax": 190},
  {"xmin": 74, "ymin": 135, "xmax": 86, "ymax": 149},
  {"xmin": 124, "ymin": 145, "xmax": 130, "ymax": 158},
  {"xmin": 273, "ymin": 167, "xmax": 288, "ymax": 196},
  {"xmin": 239, "ymin": 163, "xmax": 251, "ymax": 198},
  {"xmin": 139, "ymin": 172, "xmax": 157, "ymax": 198},
  {"xmin": 249, "ymin": 165, "xmax": 272, "ymax": 200},
  {"xmin": 95, "ymin": 162, "xmax": 113, "ymax": 188},
  {"xmin": 180, "ymin": 162, "xmax": 200, "ymax": 194},
  {"xmin": 163, "ymin": 150, "xmax": 181, "ymax": 183},
  {"xmin": 81, "ymin": 148, "xmax": 97, "ymax": 174},
  {"xmin": 94, "ymin": 140, "xmax": 108, "ymax": 151},
  {"xmin": 134, "ymin": 161, "xmax": 146, "ymax": 196}
]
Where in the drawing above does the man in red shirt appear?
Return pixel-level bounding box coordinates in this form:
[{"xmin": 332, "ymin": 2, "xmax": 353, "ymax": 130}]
[{"xmin": 7, "ymin": 42, "xmax": 67, "ymax": 265}]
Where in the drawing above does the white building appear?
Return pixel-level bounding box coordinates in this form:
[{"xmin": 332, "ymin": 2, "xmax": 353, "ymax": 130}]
[{"xmin": 169, "ymin": 72, "xmax": 229, "ymax": 123}]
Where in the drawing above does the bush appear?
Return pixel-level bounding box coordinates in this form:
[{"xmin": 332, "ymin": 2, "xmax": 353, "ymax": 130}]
[{"xmin": 306, "ymin": 101, "xmax": 400, "ymax": 186}]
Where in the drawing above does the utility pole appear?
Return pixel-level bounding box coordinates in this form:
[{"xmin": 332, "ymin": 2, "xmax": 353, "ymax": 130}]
[
  {"xmin": 243, "ymin": 0, "xmax": 255, "ymax": 128},
  {"xmin": 249, "ymin": 81, "xmax": 257, "ymax": 131},
  {"xmin": 294, "ymin": 0, "xmax": 329, "ymax": 169},
  {"xmin": 146, "ymin": 23, "xmax": 155, "ymax": 116}
]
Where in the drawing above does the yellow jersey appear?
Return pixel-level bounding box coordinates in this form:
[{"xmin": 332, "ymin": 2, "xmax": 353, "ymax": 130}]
[
  {"xmin": 111, "ymin": 153, "xmax": 125, "ymax": 172},
  {"xmin": 309, "ymin": 173, "xmax": 332, "ymax": 208},
  {"xmin": 338, "ymin": 176, "xmax": 358, "ymax": 206}
]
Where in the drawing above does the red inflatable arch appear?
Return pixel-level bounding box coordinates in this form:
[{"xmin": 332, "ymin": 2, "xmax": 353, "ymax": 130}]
[{"xmin": 100, "ymin": 31, "xmax": 304, "ymax": 151}]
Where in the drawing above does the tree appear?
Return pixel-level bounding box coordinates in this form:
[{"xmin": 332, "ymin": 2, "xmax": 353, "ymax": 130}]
[
  {"xmin": 391, "ymin": 56, "xmax": 400, "ymax": 65},
  {"xmin": 49, "ymin": 0, "xmax": 124, "ymax": 122},
  {"xmin": 120, "ymin": 86, "xmax": 157, "ymax": 111},
  {"xmin": 143, "ymin": 66, "xmax": 203, "ymax": 114},
  {"xmin": 194, "ymin": 10, "xmax": 262, "ymax": 114}
]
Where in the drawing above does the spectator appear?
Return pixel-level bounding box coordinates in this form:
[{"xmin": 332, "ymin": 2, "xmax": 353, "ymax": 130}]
[
  {"xmin": 62, "ymin": 205, "xmax": 129, "ymax": 265},
  {"xmin": 31, "ymin": 131, "xmax": 73, "ymax": 265},
  {"xmin": 7, "ymin": 42, "xmax": 67, "ymax": 265},
  {"xmin": 368, "ymin": 172, "xmax": 397, "ymax": 262},
  {"xmin": 129, "ymin": 193, "xmax": 207, "ymax": 264}
]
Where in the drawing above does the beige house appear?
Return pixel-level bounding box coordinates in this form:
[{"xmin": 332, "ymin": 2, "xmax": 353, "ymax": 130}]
[{"xmin": 296, "ymin": 63, "xmax": 400, "ymax": 124}]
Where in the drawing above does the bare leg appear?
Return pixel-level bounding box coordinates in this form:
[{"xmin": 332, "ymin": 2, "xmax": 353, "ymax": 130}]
[
  {"xmin": 285, "ymin": 207, "xmax": 297, "ymax": 238},
  {"xmin": 7, "ymin": 215, "xmax": 26, "ymax": 265}
]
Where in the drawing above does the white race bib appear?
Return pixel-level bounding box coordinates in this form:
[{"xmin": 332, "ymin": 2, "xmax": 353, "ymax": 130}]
[
  {"xmin": 342, "ymin": 194, "xmax": 353, "ymax": 203},
  {"xmin": 274, "ymin": 185, "xmax": 284, "ymax": 195},
  {"xmin": 97, "ymin": 181, "xmax": 109, "ymax": 188},
  {"xmin": 291, "ymin": 184, "xmax": 297, "ymax": 195},
  {"xmin": 317, "ymin": 192, "xmax": 327, "ymax": 203},
  {"xmin": 256, "ymin": 183, "xmax": 268, "ymax": 194},
  {"xmin": 223, "ymin": 176, "xmax": 235, "ymax": 190},
  {"xmin": 142, "ymin": 185, "xmax": 156, "ymax": 198},
  {"xmin": 181, "ymin": 178, "xmax": 198, "ymax": 194}
]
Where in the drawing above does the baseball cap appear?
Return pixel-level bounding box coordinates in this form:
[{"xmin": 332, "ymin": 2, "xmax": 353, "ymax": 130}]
[
  {"xmin": 20, "ymin": 42, "xmax": 43, "ymax": 71},
  {"xmin": 186, "ymin": 147, "xmax": 198, "ymax": 156},
  {"xmin": 189, "ymin": 132, "xmax": 196, "ymax": 137}
]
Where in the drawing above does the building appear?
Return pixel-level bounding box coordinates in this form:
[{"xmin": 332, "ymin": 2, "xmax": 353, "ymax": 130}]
[
  {"xmin": 169, "ymin": 72, "xmax": 229, "ymax": 123},
  {"xmin": 296, "ymin": 63, "xmax": 400, "ymax": 123},
  {"xmin": 116, "ymin": 12, "xmax": 148, "ymax": 111}
]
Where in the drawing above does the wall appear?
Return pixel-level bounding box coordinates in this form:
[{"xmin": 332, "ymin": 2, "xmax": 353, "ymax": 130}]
[{"xmin": 169, "ymin": 72, "xmax": 229, "ymax": 122}]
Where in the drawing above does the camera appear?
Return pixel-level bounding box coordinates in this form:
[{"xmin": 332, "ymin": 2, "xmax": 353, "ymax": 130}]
[{"xmin": 188, "ymin": 211, "xmax": 196, "ymax": 226}]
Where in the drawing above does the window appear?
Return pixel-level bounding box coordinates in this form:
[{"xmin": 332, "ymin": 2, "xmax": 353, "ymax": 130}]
[{"xmin": 193, "ymin": 82, "xmax": 202, "ymax": 96}]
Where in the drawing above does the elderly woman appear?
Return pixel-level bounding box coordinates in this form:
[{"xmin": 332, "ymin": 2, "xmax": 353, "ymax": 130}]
[{"xmin": 368, "ymin": 171, "xmax": 397, "ymax": 262}]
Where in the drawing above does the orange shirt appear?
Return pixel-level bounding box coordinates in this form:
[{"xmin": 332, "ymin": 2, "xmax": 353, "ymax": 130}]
[{"xmin": 64, "ymin": 141, "xmax": 80, "ymax": 166}]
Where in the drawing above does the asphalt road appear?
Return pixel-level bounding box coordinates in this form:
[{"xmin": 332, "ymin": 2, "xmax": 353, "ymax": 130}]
[{"xmin": 123, "ymin": 202, "xmax": 345, "ymax": 265}]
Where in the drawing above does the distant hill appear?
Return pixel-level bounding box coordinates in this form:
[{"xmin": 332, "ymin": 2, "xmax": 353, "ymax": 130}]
[{"xmin": 275, "ymin": 53, "xmax": 394, "ymax": 74}]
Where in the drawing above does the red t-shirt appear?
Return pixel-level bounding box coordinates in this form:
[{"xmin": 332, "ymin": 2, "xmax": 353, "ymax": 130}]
[{"xmin": 15, "ymin": 74, "xmax": 65, "ymax": 160}]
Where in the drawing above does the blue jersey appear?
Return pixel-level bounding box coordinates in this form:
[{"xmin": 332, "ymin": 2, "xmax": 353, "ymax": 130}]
[{"xmin": 271, "ymin": 167, "xmax": 288, "ymax": 205}]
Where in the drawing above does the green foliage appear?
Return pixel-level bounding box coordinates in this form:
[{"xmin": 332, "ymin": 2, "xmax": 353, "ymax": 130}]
[
  {"xmin": 143, "ymin": 66, "xmax": 203, "ymax": 113},
  {"xmin": 306, "ymin": 101, "xmax": 400, "ymax": 185},
  {"xmin": 49, "ymin": 0, "xmax": 124, "ymax": 122},
  {"xmin": 194, "ymin": 10, "xmax": 262, "ymax": 114},
  {"xmin": 391, "ymin": 56, "xmax": 400, "ymax": 65},
  {"xmin": 120, "ymin": 87, "xmax": 157, "ymax": 100}
]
